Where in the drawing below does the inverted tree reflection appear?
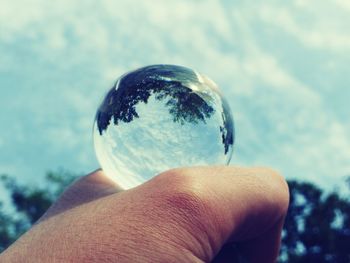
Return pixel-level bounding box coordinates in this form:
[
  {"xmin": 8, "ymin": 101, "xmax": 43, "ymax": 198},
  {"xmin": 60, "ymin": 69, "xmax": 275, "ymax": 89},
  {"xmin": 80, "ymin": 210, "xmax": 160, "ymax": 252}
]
[{"xmin": 96, "ymin": 65, "xmax": 233, "ymax": 155}]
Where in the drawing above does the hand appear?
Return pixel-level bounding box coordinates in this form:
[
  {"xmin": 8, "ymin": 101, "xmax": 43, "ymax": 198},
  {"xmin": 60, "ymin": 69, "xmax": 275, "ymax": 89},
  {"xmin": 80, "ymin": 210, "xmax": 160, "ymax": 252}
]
[{"xmin": 1, "ymin": 166, "xmax": 289, "ymax": 262}]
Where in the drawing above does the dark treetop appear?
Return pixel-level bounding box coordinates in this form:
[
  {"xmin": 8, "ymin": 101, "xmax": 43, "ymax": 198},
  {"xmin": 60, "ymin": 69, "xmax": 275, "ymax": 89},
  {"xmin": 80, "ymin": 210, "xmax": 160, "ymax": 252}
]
[{"xmin": 96, "ymin": 65, "xmax": 234, "ymax": 155}]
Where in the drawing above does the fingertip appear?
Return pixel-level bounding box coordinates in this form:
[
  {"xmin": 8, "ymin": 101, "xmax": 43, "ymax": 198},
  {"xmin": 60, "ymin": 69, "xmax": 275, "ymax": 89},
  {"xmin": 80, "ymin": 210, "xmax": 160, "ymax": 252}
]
[
  {"xmin": 39, "ymin": 169, "xmax": 123, "ymax": 221},
  {"xmin": 81, "ymin": 169, "xmax": 125, "ymax": 194}
]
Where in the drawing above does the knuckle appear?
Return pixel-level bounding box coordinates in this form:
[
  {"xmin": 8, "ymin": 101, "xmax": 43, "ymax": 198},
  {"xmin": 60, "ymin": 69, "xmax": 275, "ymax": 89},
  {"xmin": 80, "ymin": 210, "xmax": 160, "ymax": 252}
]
[
  {"xmin": 151, "ymin": 167, "xmax": 214, "ymax": 226},
  {"xmin": 149, "ymin": 169, "xmax": 216, "ymax": 260}
]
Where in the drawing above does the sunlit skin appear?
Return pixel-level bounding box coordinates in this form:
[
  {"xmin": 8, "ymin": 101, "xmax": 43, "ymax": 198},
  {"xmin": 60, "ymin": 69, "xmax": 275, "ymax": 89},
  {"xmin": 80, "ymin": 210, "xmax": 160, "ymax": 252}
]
[{"xmin": 0, "ymin": 166, "xmax": 289, "ymax": 262}]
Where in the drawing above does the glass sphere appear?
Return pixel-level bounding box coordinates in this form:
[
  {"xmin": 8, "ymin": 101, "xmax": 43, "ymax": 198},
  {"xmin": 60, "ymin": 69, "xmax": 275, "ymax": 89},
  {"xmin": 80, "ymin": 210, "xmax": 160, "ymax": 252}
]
[{"xmin": 93, "ymin": 65, "xmax": 234, "ymax": 189}]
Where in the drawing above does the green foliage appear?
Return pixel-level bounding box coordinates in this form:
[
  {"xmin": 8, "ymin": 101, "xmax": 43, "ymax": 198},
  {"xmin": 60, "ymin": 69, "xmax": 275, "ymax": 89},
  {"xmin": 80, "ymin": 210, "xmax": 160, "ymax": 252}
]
[
  {"xmin": 0, "ymin": 202, "xmax": 13, "ymax": 252},
  {"xmin": 280, "ymin": 181, "xmax": 350, "ymax": 262},
  {"xmin": 0, "ymin": 170, "xmax": 78, "ymax": 251},
  {"xmin": 0, "ymin": 170, "xmax": 349, "ymax": 262}
]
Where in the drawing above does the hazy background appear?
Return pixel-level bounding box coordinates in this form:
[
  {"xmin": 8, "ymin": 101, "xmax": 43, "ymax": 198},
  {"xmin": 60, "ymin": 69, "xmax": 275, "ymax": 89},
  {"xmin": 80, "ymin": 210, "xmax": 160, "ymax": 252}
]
[{"xmin": 0, "ymin": 0, "xmax": 349, "ymax": 196}]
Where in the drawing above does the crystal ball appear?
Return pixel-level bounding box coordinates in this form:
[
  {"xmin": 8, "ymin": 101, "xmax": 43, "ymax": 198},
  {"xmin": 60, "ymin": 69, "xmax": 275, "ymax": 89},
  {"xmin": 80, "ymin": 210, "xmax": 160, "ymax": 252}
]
[{"xmin": 93, "ymin": 65, "xmax": 234, "ymax": 189}]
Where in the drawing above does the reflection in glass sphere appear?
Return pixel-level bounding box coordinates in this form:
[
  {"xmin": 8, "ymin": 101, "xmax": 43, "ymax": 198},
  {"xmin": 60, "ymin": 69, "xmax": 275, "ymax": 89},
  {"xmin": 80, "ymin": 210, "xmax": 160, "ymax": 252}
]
[{"xmin": 93, "ymin": 65, "xmax": 234, "ymax": 189}]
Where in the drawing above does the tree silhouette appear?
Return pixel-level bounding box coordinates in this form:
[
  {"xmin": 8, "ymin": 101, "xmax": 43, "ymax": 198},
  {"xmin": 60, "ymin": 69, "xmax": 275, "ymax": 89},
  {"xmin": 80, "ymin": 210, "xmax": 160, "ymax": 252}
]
[
  {"xmin": 96, "ymin": 65, "xmax": 216, "ymax": 134},
  {"xmin": 2, "ymin": 173, "xmax": 349, "ymax": 261},
  {"xmin": 280, "ymin": 180, "xmax": 350, "ymax": 262},
  {"xmin": 96, "ymin": 65, "xmax": 234, "ymax": 156},
  {"xmin": 219, "ymin": 98, "xmax": 234, "ymax": 155},
  {"xmin": 0, "ymin": 170, "xmax": 77, "ymax": 252}
]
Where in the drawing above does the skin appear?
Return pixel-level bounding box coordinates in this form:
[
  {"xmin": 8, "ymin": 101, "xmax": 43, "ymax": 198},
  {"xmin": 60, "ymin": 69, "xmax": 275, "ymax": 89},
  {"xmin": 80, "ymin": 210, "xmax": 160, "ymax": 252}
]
[{"xmin": 0, "ymin": 166, "xmax": 289, "ymax": 262}]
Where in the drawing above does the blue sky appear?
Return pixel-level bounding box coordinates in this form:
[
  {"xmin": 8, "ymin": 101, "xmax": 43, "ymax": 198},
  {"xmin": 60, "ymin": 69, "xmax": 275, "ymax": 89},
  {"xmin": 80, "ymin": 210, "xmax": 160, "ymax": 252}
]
[{"xmin": 0, "ymin": 0, "xmax": 349, "ymax": 194}]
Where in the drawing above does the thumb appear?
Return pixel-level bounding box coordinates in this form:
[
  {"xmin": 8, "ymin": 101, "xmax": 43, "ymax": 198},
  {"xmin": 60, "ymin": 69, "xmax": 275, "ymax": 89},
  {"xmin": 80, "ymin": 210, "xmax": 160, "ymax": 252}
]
[{"xmin": 136, "ymin": 166, "xmax": 289, "ymax": 262}]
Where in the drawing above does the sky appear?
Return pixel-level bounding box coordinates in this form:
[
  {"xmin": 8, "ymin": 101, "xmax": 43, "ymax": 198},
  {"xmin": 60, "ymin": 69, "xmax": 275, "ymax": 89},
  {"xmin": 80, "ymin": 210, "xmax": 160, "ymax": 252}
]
[{"xmin": 0, "ymin": 0, "xmax": 349, "ymax": 195}]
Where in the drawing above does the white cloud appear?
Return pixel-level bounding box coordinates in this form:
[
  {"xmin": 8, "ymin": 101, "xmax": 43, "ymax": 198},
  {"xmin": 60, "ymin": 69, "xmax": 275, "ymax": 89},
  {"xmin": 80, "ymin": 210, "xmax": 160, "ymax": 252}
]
[
  {"xmin": 258, "ymin": 4, "xmax": 350, "ymax": 52},
  {"xmin": 333, "ymin": 0, "xmax": 350, "ymax": 11},
  {"xmin": 0, "ymin": 0, "xmax": 349, "ymax": 190}
]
